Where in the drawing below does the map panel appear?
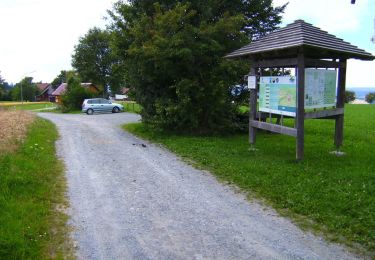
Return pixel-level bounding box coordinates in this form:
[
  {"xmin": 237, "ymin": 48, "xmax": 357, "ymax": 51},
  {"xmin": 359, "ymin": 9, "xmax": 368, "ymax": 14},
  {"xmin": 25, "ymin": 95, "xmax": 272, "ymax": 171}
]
[
  {"xmin": 305, "ymin": 69, "xmax": 337, "ymax": 109},
  {"xmin": 258, "ymin": 70, "xmax": 337, "ymax": 117},
  {"xmin": 259, "ymin": 76, "xmax": 297, "ymax": 117}
]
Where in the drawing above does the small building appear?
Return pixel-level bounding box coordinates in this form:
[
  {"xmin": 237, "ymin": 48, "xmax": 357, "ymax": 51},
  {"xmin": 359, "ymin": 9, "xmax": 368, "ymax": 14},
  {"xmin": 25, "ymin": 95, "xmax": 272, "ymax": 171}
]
[
  {"xmin": 36, "ymin": 83, "xmax": 54, "ymax": 102},
  {"xmin": 114, "ymin": 94, "xmax": 128, "ymax": 101},
  {"xmin": 114, "ymin": 87, "xmax": 130, "ymax": 101},
  {"xmin": 51, "ymin": 83, "xmax": 99, "ymax": 103}
]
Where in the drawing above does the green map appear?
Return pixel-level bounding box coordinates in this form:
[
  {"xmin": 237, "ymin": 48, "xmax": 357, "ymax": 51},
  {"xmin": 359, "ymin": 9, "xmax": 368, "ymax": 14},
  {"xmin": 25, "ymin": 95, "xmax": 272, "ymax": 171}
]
[
  {"xmin": 305, "ymin": 69, "xmax": 337, "ymax": 108},
  {"xmin": 259, "ymin": 76, "xmax": 297, "ymax": 116},
  {"xmin": 279, "ymin": 87, "xmax": 296, "ymax": 107},
  {"xmin": 259, "ymin": 70, "xmax": 337, "ymax": 117}
]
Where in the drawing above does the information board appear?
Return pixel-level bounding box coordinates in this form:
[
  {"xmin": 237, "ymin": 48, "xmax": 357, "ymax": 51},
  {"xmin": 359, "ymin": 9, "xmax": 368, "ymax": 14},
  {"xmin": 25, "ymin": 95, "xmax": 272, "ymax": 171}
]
[
  {"xmin": 259, "ymin": 70, "xmax": 337, "ymax": 117},
  {"xmin": 305, "ymin": 69, "xmax": 337, "ymax": 109},
  {"xmin": 259, "ymin": 76, "xmax": 297, "ymax": 116}
]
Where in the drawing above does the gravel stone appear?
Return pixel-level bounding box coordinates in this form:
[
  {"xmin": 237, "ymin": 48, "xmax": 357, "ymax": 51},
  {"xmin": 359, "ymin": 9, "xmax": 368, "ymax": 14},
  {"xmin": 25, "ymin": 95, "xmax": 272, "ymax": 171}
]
[{"xmin": 38, "ymin": 112, "xmax": 359, "ymax": 260}]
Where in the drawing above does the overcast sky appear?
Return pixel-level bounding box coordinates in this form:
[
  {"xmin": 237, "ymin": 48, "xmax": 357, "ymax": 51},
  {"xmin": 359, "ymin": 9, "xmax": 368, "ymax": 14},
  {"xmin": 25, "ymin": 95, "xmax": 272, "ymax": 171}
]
[{"xmin": 0, "ymin": 0, "xmax": 374, "ymax": 88}]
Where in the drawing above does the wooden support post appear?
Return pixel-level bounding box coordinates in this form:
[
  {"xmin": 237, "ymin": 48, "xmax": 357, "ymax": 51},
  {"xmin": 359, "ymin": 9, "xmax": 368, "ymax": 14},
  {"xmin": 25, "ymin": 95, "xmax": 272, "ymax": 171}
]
[
  {"xmin": 335, "ymin": 59, "xmax": 347, "ymax": 149},
  {"xmin": 249, "ymin": 65, "xmax": 257, "ymax": 144},
  {"xmin": 296, "ymin": 51, "xmax": 305, "ymax": 160}
]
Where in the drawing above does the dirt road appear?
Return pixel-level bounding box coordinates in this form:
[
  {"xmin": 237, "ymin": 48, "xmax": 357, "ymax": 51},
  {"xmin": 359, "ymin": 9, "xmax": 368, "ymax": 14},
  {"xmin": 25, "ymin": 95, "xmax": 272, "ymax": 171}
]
[{"xmin": 38, "ymin": 112, "xmax": 357, "ymax": 259}]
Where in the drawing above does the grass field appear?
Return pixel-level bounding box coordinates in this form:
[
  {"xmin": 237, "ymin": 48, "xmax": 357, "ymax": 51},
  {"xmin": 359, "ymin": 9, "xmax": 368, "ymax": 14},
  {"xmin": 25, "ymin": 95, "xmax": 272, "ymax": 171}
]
[
  {"xmin": 0, "ymin": 101, "xmax": 57, "ymax": 111},
  {"xmin": 116, "ymin": 101, "xmax": 141, "ymax": 113},
  {"xmin": 0, "ymin": 111, "xmax": 71, "ymax": 258},
  {"xmin": 0, "ymin": 101, "xmax": 141, "ymax": 114},
  {"xmin": 124, "ymin": 104, "xmax": 375, "ymax": 256}
]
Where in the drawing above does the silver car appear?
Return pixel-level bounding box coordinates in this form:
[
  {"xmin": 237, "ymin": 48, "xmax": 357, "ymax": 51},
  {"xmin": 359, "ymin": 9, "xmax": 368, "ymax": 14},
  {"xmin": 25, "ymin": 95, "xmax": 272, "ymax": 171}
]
[{"xmin": 82, "ymin": 98, "xmax": 124, "ymax": 115}]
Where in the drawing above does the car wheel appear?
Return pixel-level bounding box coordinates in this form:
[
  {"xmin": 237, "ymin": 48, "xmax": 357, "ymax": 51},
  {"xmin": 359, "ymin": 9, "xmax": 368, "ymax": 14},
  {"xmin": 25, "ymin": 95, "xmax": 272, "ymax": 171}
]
[
  {"xmin": 87, "ymin": 108, "xmax": 94, "ymax": 115},
  {"xmin": 112, "ymin": 107, "xmax": 119, "ymax": 113}
]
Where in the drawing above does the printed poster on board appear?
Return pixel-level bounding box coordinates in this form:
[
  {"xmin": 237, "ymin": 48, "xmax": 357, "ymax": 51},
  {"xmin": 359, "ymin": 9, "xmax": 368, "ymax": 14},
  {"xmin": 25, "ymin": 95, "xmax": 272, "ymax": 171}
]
[{"xmin": 259, "ymin": 76, "xmax": 297, "ymax": 117}]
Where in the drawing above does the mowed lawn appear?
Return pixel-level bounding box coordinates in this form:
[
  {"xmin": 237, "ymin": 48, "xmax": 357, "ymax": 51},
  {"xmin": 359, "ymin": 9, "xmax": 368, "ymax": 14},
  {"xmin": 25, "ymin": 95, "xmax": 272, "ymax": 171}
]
[
  {"xmin": 0, "ymin": 111, "xmax": 71, "ymax": 258},
  {"xmin": 0, "ymin": 101, "xmax": 57, "ymax": 111},
  {"xmin": 116, "ymin": 101, "xmax": 142, "ymax": 113},
  {"xmin": 124, "ymin": 104, "xmax": 375, "ymax": 255}
]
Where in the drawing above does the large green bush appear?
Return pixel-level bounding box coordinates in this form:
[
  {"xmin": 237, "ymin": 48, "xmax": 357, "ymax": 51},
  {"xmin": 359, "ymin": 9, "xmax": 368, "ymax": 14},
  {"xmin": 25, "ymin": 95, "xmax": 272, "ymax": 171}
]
[{"xmin": 60, "ymin": 76, "xmax": 94, "ymax": 112}]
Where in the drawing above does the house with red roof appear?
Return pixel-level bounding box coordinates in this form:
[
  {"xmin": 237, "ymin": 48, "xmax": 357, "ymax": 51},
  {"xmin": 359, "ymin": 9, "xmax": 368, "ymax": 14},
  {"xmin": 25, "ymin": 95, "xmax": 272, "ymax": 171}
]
[
  {"xmin": 36, "ymin": 83, "xmax": 54, "ymax": 102},
  {"xmin": 51, "ymin": 83, "xmax": 99, "ymax": 103}
]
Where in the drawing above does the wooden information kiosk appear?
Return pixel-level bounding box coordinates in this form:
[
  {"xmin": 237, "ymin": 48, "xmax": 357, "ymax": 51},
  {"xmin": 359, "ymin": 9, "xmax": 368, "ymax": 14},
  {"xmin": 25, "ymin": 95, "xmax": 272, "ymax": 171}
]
[{"xmin": 226, "ymin": 20, "xmax": 374, "ymax": 160}]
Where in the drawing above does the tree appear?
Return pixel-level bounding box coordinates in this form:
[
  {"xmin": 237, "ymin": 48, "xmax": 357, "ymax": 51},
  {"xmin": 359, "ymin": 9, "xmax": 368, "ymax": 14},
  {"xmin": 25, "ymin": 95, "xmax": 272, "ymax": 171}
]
[
  {"xmin": 0, "ymin": 82, "xmax": 12, "ymax": 101},
  {"xmin": 71, "ymin": 28, "xmax": 123, "ymax": 96},
  {"xmin": 109, "ymin": 0, "xmax": 286, "ymax": 132},
  {"xmin": 12, "ymin": 77, "xmax": 38, "ymax": 101},
  {"xmin": 0, "ymin": 72, "xmax": 13, "ymax": 101},
  {"xmin": 51, "ymin": 70, "xmax": 67, "ymax": 89},
  {"xmin": 365, "ymin": 92, "xmax": 375, "ymax": 104},
  {"xmin": 345, "ymin": 90, "xmax": 356, "ymax": 103},
  {"xmin": 124, "ymin": 0, "xmax": 286, "ymax": 40},
  {"xmin": 0, "ymin": 72, "xmax": 4, "ymax": 85},
  {"xmin": 0, "ymin": 72, "xmax": 5, "ymax": 100}
]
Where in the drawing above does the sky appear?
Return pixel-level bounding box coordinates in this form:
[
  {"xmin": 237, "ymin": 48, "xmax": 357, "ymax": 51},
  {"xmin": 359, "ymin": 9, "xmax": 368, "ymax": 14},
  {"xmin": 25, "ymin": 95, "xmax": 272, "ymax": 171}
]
[
  {"xmin": 273, "ymin": 0, "xmax": 375, "ymax": 88},
  {"xmin": 0, "ymin": 0, "xmax": 374, "ymax": 88},
  {"xmin": 0, "ymin": 0, "xmax": 115, "ymax": 84}
]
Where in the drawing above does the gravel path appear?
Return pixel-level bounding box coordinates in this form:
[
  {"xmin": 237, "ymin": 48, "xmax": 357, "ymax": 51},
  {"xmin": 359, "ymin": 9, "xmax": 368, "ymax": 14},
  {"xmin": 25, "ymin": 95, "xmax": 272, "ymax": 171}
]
[{"xmin": 38, "ymin": 112, "xmax": 358, "ymax": 260}]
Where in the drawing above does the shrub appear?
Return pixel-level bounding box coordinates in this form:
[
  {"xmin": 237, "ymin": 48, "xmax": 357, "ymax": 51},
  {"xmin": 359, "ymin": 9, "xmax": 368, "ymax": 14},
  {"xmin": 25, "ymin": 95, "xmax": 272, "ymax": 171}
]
[
  {"xmin": 365, "ymin": 92, "xmax": 375, "ymax": 104},
  {"xmin": 60, "ymin": 76, "xmax": 94, "ymax": 112},
  {"xmin": 344, "ymin": 90, "xmax": 356, "ymax": 103}
]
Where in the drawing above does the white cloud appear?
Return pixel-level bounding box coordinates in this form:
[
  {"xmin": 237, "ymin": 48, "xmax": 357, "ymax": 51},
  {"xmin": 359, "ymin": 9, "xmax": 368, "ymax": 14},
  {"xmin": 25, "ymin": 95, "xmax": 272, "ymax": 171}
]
[
  {"xmin": 347, "ymin": 59, "xmax": 375, "ymax": 88},
  {"xmin": 0, "ymin": 0, "xmax": 116, "ymax": 83},
  {"xmin": 273, "ymin": 0, "xmax": 375, "ymax": 88},
  {"xmin": 273, "ymin": 0, "xmax": 369, "ymax": 33}
]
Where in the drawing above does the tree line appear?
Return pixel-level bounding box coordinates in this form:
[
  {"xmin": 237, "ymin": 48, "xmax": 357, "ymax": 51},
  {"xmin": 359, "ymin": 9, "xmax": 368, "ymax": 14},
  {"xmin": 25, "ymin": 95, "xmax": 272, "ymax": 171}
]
[
  {"xmin": 0, "ymin": 71, "xmax": 69, "ymax": 102},
  {"xmin": 0, "ymin": 73, "xmax": 38, "ymax": 102},
  {"xmin": 345, "ymin": 90, "xmax": 375, "ymax": 104}
]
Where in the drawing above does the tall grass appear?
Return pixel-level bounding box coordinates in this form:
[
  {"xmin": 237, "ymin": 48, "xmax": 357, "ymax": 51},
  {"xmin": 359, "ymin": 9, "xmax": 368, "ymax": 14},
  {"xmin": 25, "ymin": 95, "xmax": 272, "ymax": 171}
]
[
  {"xmin": 0, "ymin": 111, "xmax": 35, "ymax": 153},
  {"xmin": 0, "ymin": 115, "xmax": 71, "ymax": 258}
]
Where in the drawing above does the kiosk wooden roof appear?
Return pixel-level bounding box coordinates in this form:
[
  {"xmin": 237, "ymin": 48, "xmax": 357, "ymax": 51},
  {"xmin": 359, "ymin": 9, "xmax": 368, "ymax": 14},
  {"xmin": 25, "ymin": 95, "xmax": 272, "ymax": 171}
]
[
  {"xmin": 226, "ymin": 20, "xmax": 374, "ymax": 61},
  {"xmin": 226, "ymin": 20, "xmax": 374, "ymax": 160}
]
